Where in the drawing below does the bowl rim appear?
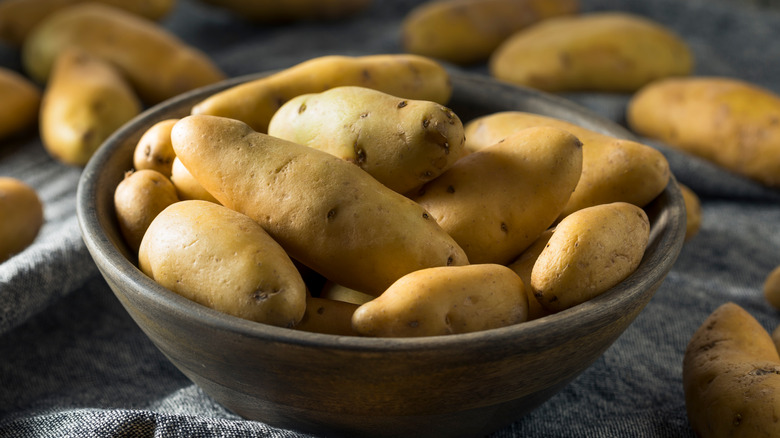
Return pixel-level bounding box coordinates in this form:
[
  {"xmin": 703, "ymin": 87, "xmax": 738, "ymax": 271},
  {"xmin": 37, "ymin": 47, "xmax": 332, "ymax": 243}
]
[{"xmin": 77, "ymin": 69, "xmax": 687, "ymax": 353}]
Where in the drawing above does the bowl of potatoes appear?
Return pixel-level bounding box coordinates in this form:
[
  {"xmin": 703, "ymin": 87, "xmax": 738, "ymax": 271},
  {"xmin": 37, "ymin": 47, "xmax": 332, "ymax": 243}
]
[{"xmin": 77, "ymin": 54, "xmax": 686, "ymax": 438}]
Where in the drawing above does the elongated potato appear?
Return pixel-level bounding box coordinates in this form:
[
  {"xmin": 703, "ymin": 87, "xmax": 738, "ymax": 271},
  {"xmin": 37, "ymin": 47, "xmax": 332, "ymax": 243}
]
[
  {"xmin": 531, "ymin": 202, "xmax": 649, "ymax": 312},
  {"xmin": 413, "ymin": 126, "xmax": 582, "ymax": 265},
  {"xmin": 133, "ymin": 119, "xmax": 178, "ymax": 176},
  {"xmin": 683, "ymin": 302, "xmax": 780, "ymax": 438},
  {"xmin": 628, "ymin": 77, "xmax": 780, "ymax": 188},
  {"xmin": 506, "ymin": 228, "xmax": 554, "ymax": 321},
  {"xmin": 139, "ymin": 200, "xmax": 307, "ymax": 328},
  {"xmin": 294, "ymin": 296, "xmax": 360, "ymax": 336},
  {"xmin": 464, "ymin": 111, "xmax": 670, "ymax": 217},
  {"xmin": 23, "ymin": 3, "xmax": 224, "ymax": 104},
  {"xmin": 0, "ymin": 0, "xmax": 175, "ymax": 47},
  {"xmin": 0, "ymin": 67, "xmax": 40, "ymax": 141},
  {"xmin": 170, "ymin": 157, "xmax": 219, "ymax": 203},
  {"xmin": 402, "ymin": 0, "xmax": 579, "ymax": 65},
  {"xmin": 192, "ymin": 54, "xmax": 452, "ymax": 133},
  {"xmin": 171, "ymin": 114, "xmax": 468, "ymax": 296},
  {"xmin": 268, "ymin": 86, "xmax": 466, "ymax": 194},
  {"xmin": 196, "ymin": 0, "xmax": 371, "ymax": 22},
  {"xmin": 490, "ymin": 12, "xmax": 693, "ymax": 92},
  {"xmin": 114, "ymin": 169, "xmax": 179, "ymax": 253},
  {"xmin": 40, "ymin": 47, "xmax": 142, "ymax": 166},
  {"xmin": 352, "ymin": 264, "xmax": 528, "ymax": 337},
  {"xmin": 0, "ymin": 177, "xmax": 44, "ymax": 263}
]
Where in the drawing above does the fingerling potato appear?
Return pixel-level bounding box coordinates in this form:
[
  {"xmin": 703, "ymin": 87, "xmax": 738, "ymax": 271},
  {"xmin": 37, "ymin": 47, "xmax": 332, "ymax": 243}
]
[
  {"xmin": 0, "ymin": 67, "xmax": 41, "ymax": 141},
  {"xmin": 114, "ymin": 169, "xmax": 179, "ymax": 253},
  {"xmin": 0, "ymin": 177, "xmax": 44, "ymax": 263}
]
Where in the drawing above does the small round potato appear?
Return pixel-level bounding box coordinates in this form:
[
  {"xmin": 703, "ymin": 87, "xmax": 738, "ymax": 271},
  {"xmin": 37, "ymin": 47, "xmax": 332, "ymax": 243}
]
[
  {"xmin": 531, "ymin": 202, "xmax": 650, "ymax": 312},
  {"xmin": 133, "ymin": 119, "xmax": 178, "ymax": 176},
  {"xmin": 764, "ymin": 265, "xmax": 780, "ymax": 311},
  {"xmin": 0, "ymin": 177, "xmax": 44, "ymax": 263},
  {"xmin": 139, "ymin": 200, "xmax": 307, "ymax": 328},
  {"xmin": 679, "ymin": 183, "xmax": 701, "ymax": 242},
  {"xmin": 114, "ymin": 169, "xmax": 179, "ymax": 253},
  {"xmin": 170, "ymin": 157, "xmax": 219, "ymax": 203},
  {"xmin": 0, "ymin": 67, "xmax": 40, "ymax": 141},
  {"xmin": 352, "ymin": 264, "xmax": 528, "ymax": 337}
]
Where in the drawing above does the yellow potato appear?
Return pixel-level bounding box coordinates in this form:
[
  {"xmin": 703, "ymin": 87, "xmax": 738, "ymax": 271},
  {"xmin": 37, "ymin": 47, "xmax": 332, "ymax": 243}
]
[
  {"xmin": 0, "ymin": 67, "xmax": 41, "ymax": 141},
  {"xmin": 531, "ymin": 202, "xmax": 649, "ymax": 312},
  {"xmin": 401, "ymin": 0, "xmax": 579, "ymax": 65},
  {"xmin": 773, "ymin": 324, "xmax": 780, "ymax": 356},
  {"xmin": 0, "ymin": 0, "xmax": 175, "ymax": 47},
  {"xmin": 413, "ymin": 126, "xmax": 582, "ymax": 265},
  {"xmin": 628, "ymin": 77, "xmax": 780, "ymax": 188},
  {"xmin": 489, "ymin": 12, "xmax": 693, "ymax": 92},
  {"xmin": 464, "ymin": 111, "xmax": 670, "ymax": 217},
  {"xmin": 170, "ymin": 157, "xmax": 219, "ymax": 203},
  {"xmin": 23, "ymin": 3, "xmax": 224, "ymax": 104},
  {"xmin": 683, "ymin": 302, "xmax": 780, "ymax": 438},
  {"xmin": 139, "ymin": 200, "xmax": 307, "ymax": 328},
  {"xmin": 268, "ymin": 86, "xmax": 466, "ymax": 194},
  {"xmin": 195, "ymin": 0, "xmax": 371, "ymax": 22},
  {"xmin": 192, "ymin": 54, "xmax": 452, "ymax": 133},
  {"xmin": 171, "ymin": 114, "xmax": 468, "ymax": 296},
  {"xmin": 320, "ymin": 281, "xmax": 374, "ymax": 305},
  {"xmin": 0, "ymin": 177, "xmax": 44, "ymax": 263},
  {"xmin": 114, "ymin": 169, "xmax": 179, "ymax": 253},
  {"xmin": 352, "ymin": 264, "xmax": 528, "ymax": 337},
  {"xmin": 294, "ymin": 296, "xmax": 360, "ymax": 336},
  {"xmin": 506, "ymin": 228, "xmax": 554, "ymax": 321},
  {"xmin": 764, "ymin": 265, "xmax": 780, "ymax": 311},
  {"xmin": 679, "ymin": 183, "xmax": 701, "ymax": 242},
  {"xmin": 133, "ymin": 119, "xmax": 178, "ymax": 176},
  {"xmin": 40, "ymin": 47, "xmax": 142, "ymax": 166}
]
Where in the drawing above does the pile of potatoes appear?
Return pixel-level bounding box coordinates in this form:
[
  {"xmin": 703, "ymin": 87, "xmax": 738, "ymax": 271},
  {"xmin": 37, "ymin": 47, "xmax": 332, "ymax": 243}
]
[{"xmin": 114, "ymin": 53, "xmax": 670, "ymax": 338}]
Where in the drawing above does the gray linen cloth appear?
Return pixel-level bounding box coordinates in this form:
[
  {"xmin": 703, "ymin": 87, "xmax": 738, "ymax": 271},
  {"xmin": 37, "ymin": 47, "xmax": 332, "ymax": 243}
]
[{"xmin": 2, "ymin": 0, "xmax": 780, "ymax": 436}]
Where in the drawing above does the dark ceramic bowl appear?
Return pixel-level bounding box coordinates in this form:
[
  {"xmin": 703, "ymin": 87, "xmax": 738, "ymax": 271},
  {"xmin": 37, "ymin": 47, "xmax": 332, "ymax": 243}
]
[{"xmin": 77, "ymin": 70, "xmax": 686, "ymax": 438}]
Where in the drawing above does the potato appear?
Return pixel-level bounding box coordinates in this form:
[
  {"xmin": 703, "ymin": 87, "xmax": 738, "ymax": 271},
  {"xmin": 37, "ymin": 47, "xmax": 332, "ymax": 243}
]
[
  {"xmin": 320, "ymin": 281, "xmax": 374, "ymax": 305},
  {"xmin": 171, "ymin": 114, "xmax": 468, "ymax": 296},
  {"xmin": 0, "ymin": 0, "xmax": 175, "ymax": 47},
  {"xmin": 773, "ymin": 325, "xmax": 780, "ymax": 356},
  {"xmin": 679, "ymin": 183, "xmax": 701, "ymax": 242},
  {"xmin": 0, "ymin": 177, "xmax": 44, "ymax": 263},
  {"xmin": 192, "ymin": 54, "xmax": 452, "ymax": 133},
  {"xmin": 352, "ymin": 264, "xmax": 528, "ymax": 337},
  {"xmin": 133, "ymin": 119, "xmax": 178, "ymax": 176},
  {"xmin": 23, "ymin": 3, "xmax": 225, "ymax": 104},
  {"xmin": 506, "ymin": 229, "xmax": 554, "ymax": 321},
  {"xmin": 531, "ymin": 202, "xmax": 649, "ymax": 312},
  {"xmin": 627, "ymin": 77, "xmax": 780, "ymax": 189},
  {"xmin": 401, "ymin": 0, "xmax": 579, "ymax": 65},
  {"xmin": 195, "ymin": 0, "xmax": 371, "ymax": 22},
  {"xmin": 0, "ymin": 67, "xmax": 41, "ymax": 141},
  {"xmin": 464, "ymin": 111, "xmax": 670, "ymax": 217},
  {"xmin": 170, "ymin": 157, "xmax": 220, "ymax": 203},
  {"xmin": 764, "ymin": 265, "xmax": 780, "ymax": 311},
  {"xmin": 40, "ymin": 47, "xmax": 142, "ymax": 166},
  {"xmin": 412, "ymin": 126, "xmax": 582, "ymax": 265},
  {"xmin": 683, "ymin": 302, "xmax": 780, "ymax": 438},
  {"xmin": 114, "ymin": 169, "xmax": 179, "ymax": 253},
  {"xmin": 489, "ymin": 12, "xmax": 693, "ymax": 92},
  {"xmin": 139, "ymin": 200, "xmax": 307, "ymax": 328},
  {"xmin": 294, "ymin": 296, "xmax": 360, "ymax": 336},
  {"xmin": 268, "ymin": 86, "xmax": 466, "ymax": 194}
]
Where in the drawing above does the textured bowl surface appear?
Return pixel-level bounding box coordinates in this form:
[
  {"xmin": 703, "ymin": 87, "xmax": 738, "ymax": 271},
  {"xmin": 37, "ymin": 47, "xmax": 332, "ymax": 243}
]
[{"xmin": 77, "ymin": 70, "xmax": 686, "ymax": 438}]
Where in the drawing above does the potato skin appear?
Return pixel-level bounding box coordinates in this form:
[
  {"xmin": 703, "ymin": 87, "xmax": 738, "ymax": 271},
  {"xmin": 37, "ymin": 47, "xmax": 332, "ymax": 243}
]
[
  {"xmin": 268, "ymin": 86, "xmax": 466, "ymax": 194},
  {"xmin": 114, "ymin": 169, "xmax": 179, "ymax": 253},
  {"xmin": 683, "ymin": 302, "xmax": 780, "ymax": 438},
  {"xmin": 402, "ymin": 0, "xmax": 579, "ymax": 65},
  {"xmin": 23, "ymin": 3, "xmax": 224, "ymax": 104},
  {"xmin": 171, "ymin": 114, "xmax": 468, "ymax": 296},
  {"xmin": 0, "ymin": 0, "xmax": 175, "ymax": 47},
  {"xmin": 139, "ymin": 200, "xmax": 307, "ymax": 328},
  {"xmin": 40, "ymin": 47, "xmax": 142, "ymax": 166},
  {"xmin": 170, "ymin": 157, "xmax": 219, "ymax": 203},
  {"xmin": 628, "ymin": 77, "xmax": 780, "ymax": 188},
  {"xmin": 352, "ymin": 264, "xmax": 528, "ymax": 337},
  {"xmin": 192, "ymin": 54, "xmax": 452, "ymax": 133},
  {"xmin": 294, "ymin": 296, "xmax": 360, "ymax": 336},
  {"xmin": 0, "ymin": 177, "xmax": 44, "ymax": 263},
  {"xmin": 490, "ymin": 12, "xmax": 693, "ymax": 92},
  {"xmin": 764, "ymin": 266, "xmax": 780, "ymax": 311},
  {"xmin": 196, "ymin": 0, "xmax": 371, "ymax": 23},
  {"xmin": 413, "ymin": 126, "xmax": 582, "ymax": 265},
  {"xmin": 506, "ymin": 229, "xmax": 554, "ymax": 321},
  {"xmin": 464, "ymin": 111, "xmax": 670, "ymax": 217},
  {"xmin": 133, "ymin": 119, "xmax": 178, "ymax": 176},
  {"xmin": 531, "ymin": 202, "xmax": 649, "ymax": 312},
  {"xmin": 0, "ymin": 67, "xmax": 41, "ymax": 141},
  {"xmin": 679, "ymin": 183, "xmax": 701, "ymax": 242}
]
